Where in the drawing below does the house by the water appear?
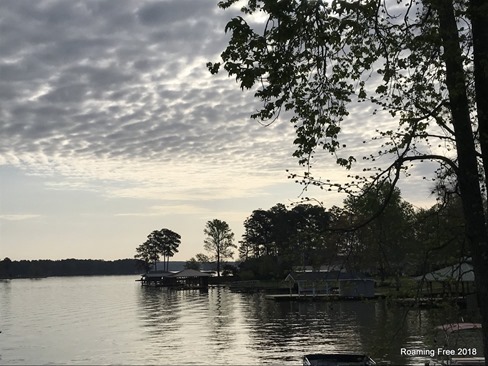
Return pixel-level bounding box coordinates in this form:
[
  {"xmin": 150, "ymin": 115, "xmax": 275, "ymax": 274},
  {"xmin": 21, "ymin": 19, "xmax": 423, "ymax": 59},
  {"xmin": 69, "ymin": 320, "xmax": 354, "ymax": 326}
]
[
  {"xmin": 285, "ymin": 271, "xmax": 375, "ymax": 298},
  {"xmin": 413, "ymin": 259, "xmax": 478, "ymax": 310},
  {"xmin": 413, "ymin": 260, "xmax": 476, "ymax": 296},
  {"xmin": 138, "ymin": 269, "xmax": 211, "ymax": 289}
]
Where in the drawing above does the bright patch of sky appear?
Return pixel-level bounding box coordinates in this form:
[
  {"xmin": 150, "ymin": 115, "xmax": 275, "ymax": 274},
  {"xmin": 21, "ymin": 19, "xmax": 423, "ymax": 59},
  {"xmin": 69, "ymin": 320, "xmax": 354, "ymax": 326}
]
[{"xmin": 0, "ymin": 0, "xmax": 439, "ymax": 261}]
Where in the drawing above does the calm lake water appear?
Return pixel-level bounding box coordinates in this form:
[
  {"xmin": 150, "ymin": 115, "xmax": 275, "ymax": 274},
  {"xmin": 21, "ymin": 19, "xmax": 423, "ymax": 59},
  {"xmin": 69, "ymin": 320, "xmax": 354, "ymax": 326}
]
[{"xmin": 0, "ymin": 276, "xmax": 481, "ymax": 365}]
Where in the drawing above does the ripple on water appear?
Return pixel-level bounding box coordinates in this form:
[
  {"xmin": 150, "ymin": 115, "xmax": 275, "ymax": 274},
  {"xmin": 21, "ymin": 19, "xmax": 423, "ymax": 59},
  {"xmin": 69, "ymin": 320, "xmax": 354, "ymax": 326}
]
[{"xmin": 1, "ymin": 277, "xmax": 468, "ymax": 365}]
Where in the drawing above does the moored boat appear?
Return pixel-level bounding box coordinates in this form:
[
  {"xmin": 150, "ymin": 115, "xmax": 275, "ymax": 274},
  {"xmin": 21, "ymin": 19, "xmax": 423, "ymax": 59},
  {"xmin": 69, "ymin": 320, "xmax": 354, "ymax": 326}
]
[
  {"xmin": 426, "ymin": 323, "xmax": 484, "ymax": 365},
  {"xmin": 303, "ymin": 353, "xmax": 376, "ymax": 366}
]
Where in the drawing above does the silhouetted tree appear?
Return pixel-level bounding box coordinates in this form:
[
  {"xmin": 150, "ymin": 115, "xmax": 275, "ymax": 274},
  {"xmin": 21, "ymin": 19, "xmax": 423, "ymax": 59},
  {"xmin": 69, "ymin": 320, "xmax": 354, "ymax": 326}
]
[
  {"xmin": 410, "ymin": 195, "xmax": 467, "ymax": 275},
  {"xmin": 204, "ymin": 219, "xmax": 236, "ymax": 278},
  {"xmin": 343, "ymin": 183, "xmax": 415, "ymax": 280},
  {"xmin": 239, "ymin": 203, "xmax": 331, "ymax": 269},
  {"xmin": 135, "ymin": 236, "xmax": 160, "ymax": 271},
  {"xmin": 241, "ymin": 209, "xmax": 275, "ymax": 257},
  {"xmin": 135, "ymin": 228, "xmax": 181, "ymax": 272},
  {"xmin": 158, "ymin": 228, "xmax": 181, "ymax": 272}
]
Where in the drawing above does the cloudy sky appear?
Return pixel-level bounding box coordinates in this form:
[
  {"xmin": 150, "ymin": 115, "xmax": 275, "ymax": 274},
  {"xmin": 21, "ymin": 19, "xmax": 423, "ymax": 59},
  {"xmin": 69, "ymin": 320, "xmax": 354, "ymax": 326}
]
[{"xmin": 0, "ymin": 0, "xmax": 438, "ymax": 262}]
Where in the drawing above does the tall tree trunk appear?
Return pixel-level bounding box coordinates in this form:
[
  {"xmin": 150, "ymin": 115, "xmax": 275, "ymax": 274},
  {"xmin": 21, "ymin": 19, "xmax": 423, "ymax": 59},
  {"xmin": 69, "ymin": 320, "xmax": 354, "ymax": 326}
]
[
  {"xmin": 434, "ymin": 0, "xmax": 488, "ymax": 360},
  {"xmin": 470, "ymin": 0, "xmax": 488, "ymax": 180}
]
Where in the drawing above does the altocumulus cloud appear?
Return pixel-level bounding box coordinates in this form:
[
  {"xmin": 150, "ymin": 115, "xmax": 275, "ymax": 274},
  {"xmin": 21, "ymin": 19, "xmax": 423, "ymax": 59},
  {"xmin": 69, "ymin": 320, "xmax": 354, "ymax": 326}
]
[
  {"xmin": 0, "ymin": 0, "xmax": 437, "ymax": 210},
  {"xmin": 0, "ymin": 0, "xmax": 300, "ymax": 201}
]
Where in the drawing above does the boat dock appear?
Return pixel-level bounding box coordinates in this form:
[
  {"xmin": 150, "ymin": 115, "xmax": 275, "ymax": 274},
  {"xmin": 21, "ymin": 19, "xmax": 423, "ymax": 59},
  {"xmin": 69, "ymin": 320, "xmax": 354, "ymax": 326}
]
[
  {"xmin": 266, "ymin": 293, "xmax": 383, "ymax": 301},
  {"xmin": 138, "ymin": 269, "xmax": 211, "ymax": 289},
  {"xmin": 391, "ymin": 296, "xmax": 467, "ymax": 308},
  {"xmin": 266, "ymin": 294, "xmax": 467, "ymax": 307}
]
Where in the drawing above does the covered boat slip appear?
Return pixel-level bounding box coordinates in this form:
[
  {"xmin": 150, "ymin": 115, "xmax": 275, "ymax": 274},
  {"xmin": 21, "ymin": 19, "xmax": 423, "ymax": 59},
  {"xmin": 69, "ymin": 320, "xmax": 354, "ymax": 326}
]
[
  {"xmin": 138, "ymin": 269, "xmax": 211, "ymax": 289},
  {"xmin": 413, "ymin": 261, "xmax": 476, "ymax": 297},
  {"xmin": 285, "ymin": 271, "xmax": 375, "ymax": 299}
]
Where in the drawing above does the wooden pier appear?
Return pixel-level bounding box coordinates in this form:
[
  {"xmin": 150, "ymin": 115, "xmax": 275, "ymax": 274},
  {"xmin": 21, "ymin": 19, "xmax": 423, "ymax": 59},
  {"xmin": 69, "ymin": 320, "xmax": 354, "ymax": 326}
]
[
  {"xmin": 265, "ymin": 293, "xmax": 467, "ymax": 307},
  {"xmin": 391, "ymin": 296, "xmax": 467, "ymax": 308},
  {"xmin": 138, "ymin": 269, "xmax": 211, "ymax": 289},
  {"xmin": 265, "ymin": 293, "xmax": 383, "ymax": 301}
]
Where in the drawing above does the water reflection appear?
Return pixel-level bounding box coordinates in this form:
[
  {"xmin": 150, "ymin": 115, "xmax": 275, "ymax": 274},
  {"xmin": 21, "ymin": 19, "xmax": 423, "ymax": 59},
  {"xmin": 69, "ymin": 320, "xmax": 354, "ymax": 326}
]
[
  {"xmin": 236, "ymin": 295, "xmax": 439, "ymax": 365},
  {"xmin": 240, "ymin": 296, "xmax": 375, "ymax": 363},
  {"xmin": 137, "ymin": 287, "xmax": 182, "ymax": 334},
  {"xmin": 135, "ymin": 286, "xmax": 258, "ymax": 365},
  {"xmin": 1, "ymin": 277, "xmax": 481, "ymax": 365},
  {"xmin": 133, "ymin": 287, "xmax": 483, "ymax": 365},
  {"xmin": 207, "ymin": 286, "xmax": 234, "ymax": 351}
]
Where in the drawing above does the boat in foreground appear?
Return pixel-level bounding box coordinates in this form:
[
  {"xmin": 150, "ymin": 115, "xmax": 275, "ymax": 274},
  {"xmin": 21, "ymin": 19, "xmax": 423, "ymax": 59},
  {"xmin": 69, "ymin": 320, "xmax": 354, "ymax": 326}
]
[
  {"xmin": 426, "ymin": 323, "xmax": 485, "ymax": 365},
  {"xmin": 303, "ymin": 353, "xmax": 376, "ymax": 366}
]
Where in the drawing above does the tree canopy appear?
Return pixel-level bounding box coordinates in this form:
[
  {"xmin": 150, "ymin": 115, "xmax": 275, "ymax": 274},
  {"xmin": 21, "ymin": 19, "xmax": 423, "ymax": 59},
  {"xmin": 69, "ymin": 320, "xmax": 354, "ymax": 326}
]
[
  {"xmin": 343, "ymin": 183, "xmax": 415, "ymax": 280},
  {"xmin": 134, "ymin": 228, "xmax": 180, "ymax": 272},
  {"xmin": 210, "ymin": 0, "xmax": 488, "ymax": 359},
  {"xmin": 240, "ymin": 204, "xmax": 331, "ymax": 264}
]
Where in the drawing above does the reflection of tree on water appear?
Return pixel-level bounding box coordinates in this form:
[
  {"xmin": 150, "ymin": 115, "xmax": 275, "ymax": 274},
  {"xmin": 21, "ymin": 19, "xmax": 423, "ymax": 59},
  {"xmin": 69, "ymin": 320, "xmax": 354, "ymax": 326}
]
[
  {"xmin": 134, "ymin": 286, "xmax": 480, "ymax": 364},
  {"xmin": 0, "ymin": 280, "xmax": 12, "ymax": 338},
  {"xmin": 206, "ymin": 286, "xmax": 234, "ymax": 350},
  {"xmin": 355, "ymin": 300, "xmax": 482, "ymax": 365},
  {"xmin": 204, "ymin": 286, "xmax": 261, "ymax": 365},
  {"xmin": 137, "ymin": 286, "xmax": 182, "ymax": 337},
  {"xmin": 359, "ymin": 301, "xmax": 429, "ymax": 364},
  {"xmin": 237, "ymin": 295, "xmax": 452, "ymax": 365},
  {"xmin": 286, "ymin": 301, "xmax": 364, "ymax": 352},
  {"xmin": 238, "ymin": 295, "xmax": 375, "ymax": 357}
]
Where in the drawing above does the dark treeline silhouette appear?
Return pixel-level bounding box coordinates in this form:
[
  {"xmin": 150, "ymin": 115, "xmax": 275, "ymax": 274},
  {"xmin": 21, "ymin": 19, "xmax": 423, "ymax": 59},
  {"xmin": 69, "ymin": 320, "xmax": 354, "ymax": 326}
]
[
  {"xmin": 235, "ymin": 187, "xmax": 468, "ymax": 282},
  {"xmin": 0, "ymin": 258, "xmax": 143, "ymax": 279}
]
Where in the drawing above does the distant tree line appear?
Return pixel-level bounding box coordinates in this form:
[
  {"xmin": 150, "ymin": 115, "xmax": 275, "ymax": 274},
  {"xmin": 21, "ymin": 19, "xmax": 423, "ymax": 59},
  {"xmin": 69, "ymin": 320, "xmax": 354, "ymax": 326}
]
[{"xmin": 0, "ymin": 258, "xmax": 142, "ymax": 279}]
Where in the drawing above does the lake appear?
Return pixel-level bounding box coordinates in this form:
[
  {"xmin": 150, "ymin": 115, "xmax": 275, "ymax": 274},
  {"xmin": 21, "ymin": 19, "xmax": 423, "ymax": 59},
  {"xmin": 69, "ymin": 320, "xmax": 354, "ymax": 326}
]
[{"xmin": 0, "ymin": 276, "xmax": 480, "ymax": 365}]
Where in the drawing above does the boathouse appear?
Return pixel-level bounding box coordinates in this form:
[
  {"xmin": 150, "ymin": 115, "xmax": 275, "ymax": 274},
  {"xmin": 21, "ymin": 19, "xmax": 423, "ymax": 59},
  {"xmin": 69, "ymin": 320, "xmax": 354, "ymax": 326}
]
[
  {"xmin": 285, "ymin": 271, "xmax": 375, "ymax": 298},
  {"xmin": 139, "ymin": 269, "xmax": 211, "ymax": 289},
  {"xmin": 413, "ymin": 261, "xmax": 476, "ymax": 296}
]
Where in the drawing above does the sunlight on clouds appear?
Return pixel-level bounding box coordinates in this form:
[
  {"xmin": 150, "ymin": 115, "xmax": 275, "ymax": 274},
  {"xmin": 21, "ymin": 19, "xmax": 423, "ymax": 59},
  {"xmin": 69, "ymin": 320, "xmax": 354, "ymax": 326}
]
[{"xmin": 7, "ymin": 152, "xmax": 289, "ymax": 202}]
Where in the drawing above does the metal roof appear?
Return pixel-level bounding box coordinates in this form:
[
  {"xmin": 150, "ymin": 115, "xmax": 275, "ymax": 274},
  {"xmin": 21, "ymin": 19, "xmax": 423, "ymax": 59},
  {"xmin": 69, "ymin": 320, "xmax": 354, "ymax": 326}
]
[
  {"xmin": 142, "ymin": 269, "xmax": 211, "ymax": 278},
  {"xmin": 285, "ymin": 271, "xmax": 373, "ymax": 282},
  {"xmin": 172, "ymin": 269, "xmax": 211, "ymax": 278},
  {"xmin": 414, "ymin": 262, "xmax": 475, "ymax": 282}
]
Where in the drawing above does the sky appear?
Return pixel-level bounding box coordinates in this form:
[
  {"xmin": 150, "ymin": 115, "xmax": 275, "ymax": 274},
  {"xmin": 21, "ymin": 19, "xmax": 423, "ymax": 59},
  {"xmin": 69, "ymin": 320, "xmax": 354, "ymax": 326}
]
[{"xmin": 0, "ymin": 0, "xmax": 440, "ymax": 262}]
